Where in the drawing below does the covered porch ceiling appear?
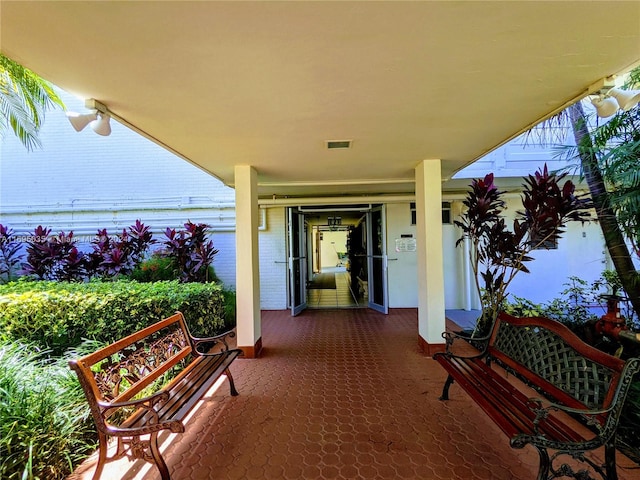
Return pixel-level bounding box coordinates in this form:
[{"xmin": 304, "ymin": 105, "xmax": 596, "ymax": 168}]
[{"xmin": 1, "ymin": 1, "xmax": 639, "ymax": 199}]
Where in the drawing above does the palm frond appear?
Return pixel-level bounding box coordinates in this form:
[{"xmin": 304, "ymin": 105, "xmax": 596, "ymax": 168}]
[
  {"xmin": 0, "ymin": 77, "xmax": 42, "ymax": 150},
  {"xmin": 0, "ymin": 53, "xmax": 64, "ymax": 150}
]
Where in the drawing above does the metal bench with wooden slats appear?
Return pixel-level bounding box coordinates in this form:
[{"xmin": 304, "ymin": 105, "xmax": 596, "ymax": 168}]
[
  {"xmin": 69, "ymin": 311, "xmax": 242, "ymax": 480},
  {"xmin": 434, "ymin": 312, "xmax": 640, "ymax": 480}
]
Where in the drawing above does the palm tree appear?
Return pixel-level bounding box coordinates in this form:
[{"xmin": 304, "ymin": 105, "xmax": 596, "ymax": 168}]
[
  {"xmin": 590, "ymin": 70, "xmax": 640, "ymax": 259},
  {"xmin": 528, "ymin": 70, "xmax": 640, "ymax": 321},
  {"xmin": 0, "ymin": 53, "xmax": 64, "ymax": 150},
  {"xmin": 567, "ymin": 100, "xmax": 640, "ymax": 319}
]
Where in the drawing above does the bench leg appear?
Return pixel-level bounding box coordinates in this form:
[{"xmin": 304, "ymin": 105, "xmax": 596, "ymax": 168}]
[
  {"xmin": 225, "ymin": 367, "xmax": 239, "ymax": 396},
  {"xmin": 605, "ymin": 439, "xmax": 618, "ymax": 480},
  {"xmin": 149, "ymin": 431, "xmax": 171, "ymax": 480},
  {"xmin": 534, "ymin": 446, "xmax": 550, "ymax": 480},
  {"xmin": 438, "ymin": 375, "xmax": 454, "ymax": 401},
  {"xmin": 92, "ymin": 431, "xmax": 108, "ymax": 480}
]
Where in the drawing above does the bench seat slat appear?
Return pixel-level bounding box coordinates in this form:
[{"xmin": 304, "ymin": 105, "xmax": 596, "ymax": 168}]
[
  {"xmin": 125, "ymin": 350, "xmax": 241, "ymax": 428},
  {"xmin": 435, "ymin": 355, "xmax": 588, "ymax": 444},
  {"xmin": 438, "ymin": 355, "xmax": 532, "ymax": 436}
]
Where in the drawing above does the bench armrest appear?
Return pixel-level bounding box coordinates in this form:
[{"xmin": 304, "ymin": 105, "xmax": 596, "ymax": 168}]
[
  {"xmin": 440, "ymin": 330, "xmax": 490, "ymax": 358},
  {"xmin": 526, "ymin": 397, "xmax": 611, "ymax": 435},
  {"xmin": 103, "ymin": 420, "xmax": 185, "ymax": 437},
  {"xmin": 98, "ymin": 390, "xmax": 168, "ymax": 423},
  {"xmin": 95, "ymin": 390, "xmax": 185, "ymax": 436},
  {"xmin": 191, "ymin": 329, "xmax": 237, "ymax": 354},
  {"xmin": 508, "ymin": 397, "xmax": 614, "ymax": 452}
]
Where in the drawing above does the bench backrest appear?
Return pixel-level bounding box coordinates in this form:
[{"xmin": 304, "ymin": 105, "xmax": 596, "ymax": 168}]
[
  {"xmin": 69, "ymin": 312, "xmax": 193, "ymax": 415},
  {"xmin": 488, "ymin": 312, "xmax": 627, "ymax": 414}
]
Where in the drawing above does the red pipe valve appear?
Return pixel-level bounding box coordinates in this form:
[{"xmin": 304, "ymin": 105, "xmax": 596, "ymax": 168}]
[{"xmin": 595, "ymin": 294, "xmax": 628, "ymax": 340}]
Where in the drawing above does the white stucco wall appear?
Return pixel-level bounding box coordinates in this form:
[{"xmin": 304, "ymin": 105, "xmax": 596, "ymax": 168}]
[
  {"xmin": 258, "ymin": 207, "xmax": 288, "ymax": 310},
  {"xmin": 504, "ymin": 203, "xmax": 607, "ymax": 304},
  {"xmin": 0, "ymin": 88, "xmax": 238, "ymax": 286},
  {"xmin": 386, "ymin": 203, "xmax": 418, "ymax": 308},
  {"xmin": 440, "ymin": 195, "xmax": 609, "ymax": 309}
]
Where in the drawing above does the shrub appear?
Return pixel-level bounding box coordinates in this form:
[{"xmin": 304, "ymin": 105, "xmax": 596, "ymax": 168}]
[
  {"xmin": 0, "ymin": 225, "xmax": 22, "ymax": 283},
  {"xmin": 221, "ymin": 287, "xmax": 237, "ymax": 330},
  {"xmin": 505, "ymin": 276, "xmax": 601, "ymax": 331},
  {"xmin": 17, "ymin": 221, "xmax": 156, "ymax": 282},
  {"xmin": 456, "ymin": 167, "xmax": 592, "ymax": 335},
  {"xmin": 88, "ymin": 221, "xmax": 155, "ymax": 279},
  {"xmin": 162, "ymin": 221, "xmax": 218, "ymax": 282},
  {"xmin": 0, "ymin": 279, "xmax": 226, "ymax": 355},
  {"xmin": 0, "ymin": 339, "xmax": 98, "ymax": 480},
  {"xmin": 129, "ymin": 253, "xmax": 179, "ymax": 282},
  {"xmin": 22, "ymin": 227, "xmax": 87, "ymax": 282},
  {"xmin": 0, "ymin": 220, "xmax": 226, "ymax": 285}
]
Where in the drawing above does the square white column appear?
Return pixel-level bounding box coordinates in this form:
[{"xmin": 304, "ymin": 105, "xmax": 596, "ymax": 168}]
[
  {"xmin": 415, "ymin": 160, "xmax": 446, "ymax": 355},
  {"xmin": 234, "ymin": 165, "xmax": 262, "ymax": 357}
]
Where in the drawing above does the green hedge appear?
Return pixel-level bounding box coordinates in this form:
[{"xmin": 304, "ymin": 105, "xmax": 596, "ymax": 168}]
[{"xmin": 0, "ymin": 279, "xmax": 226, "ymax": 356}]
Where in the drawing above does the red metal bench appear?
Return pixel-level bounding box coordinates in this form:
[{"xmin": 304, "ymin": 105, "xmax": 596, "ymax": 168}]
[
  {"xmin": 434, "ymin": 311, "xmax": 640, "ymax": 480},
  {"xmin": 69, "ymin": 312, "xmax": 241, "ymax": 480}
]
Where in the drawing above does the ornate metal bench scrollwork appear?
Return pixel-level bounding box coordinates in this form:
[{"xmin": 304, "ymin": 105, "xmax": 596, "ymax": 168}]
[
  {"xmin": 69, "ymin": 311, "xmax": 242, "ymax": 480},
  {"xmin": 434, "ymin": 312, "xmax": 640, "ymax": 480}
]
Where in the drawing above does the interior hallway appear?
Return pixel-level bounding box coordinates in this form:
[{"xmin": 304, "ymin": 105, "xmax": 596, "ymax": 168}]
[
  {"xmin": 69, "ymin": 309, "xmax": 638, "ymax": 480},
  {"xmin": 307, "ymin": 267, "xmax": 360, "ymax": 309}
]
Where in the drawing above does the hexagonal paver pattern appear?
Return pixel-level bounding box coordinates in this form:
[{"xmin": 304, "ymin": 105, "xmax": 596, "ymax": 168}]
[{"xmin": 68, "ymin": 309, "xmax": 639, "ymax": 480}]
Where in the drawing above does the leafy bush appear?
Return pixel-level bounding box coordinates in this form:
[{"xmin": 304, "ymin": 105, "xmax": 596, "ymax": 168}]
[
  {"xmin": 162, "ymin": 221, "xmax": 218, "ymax": 282},
  {"xmin": 0, "ymin": 225, "xmax": 21, "ymax": 283},
  {"xmin": 456, "ymin": 167, "xmax": 592, "ymax": 335},
  {"xmin": 0, "ymin": 339, "xmax": 98, "ymax": 480},
  {"xmin": 505, "ymin": 276, "xmax": 602, "ymax": 332},
  {"xmin": 1, "ymin": 220, "xmax": 223, "ymax": 284},
  {"xmin": 129, "ymin": 253, "xmax": 179, "ymax": 282},
  {"xmin": 87, "ymin": 220, "xmax": 155, "ymax": 279},
  {"xmin": 19, "ymin": 222, "xmax": 157, "ymax": 282},
  {"xmin": 221, "ymin": 287, "xmax": 236, "ymax": 330},
  {"xmin": 23, "ymin": 227, "xmax": 87, "ymax": 281},
  {"xmin": 0, "ymin": 279, "xmax": 227, "ymax": 355}
]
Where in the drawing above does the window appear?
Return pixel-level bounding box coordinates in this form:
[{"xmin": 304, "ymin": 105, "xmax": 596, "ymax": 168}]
[
  {"xmin": 410, "ymin": 202, "xmax": 452, "ymax": 225},
  {"xmin": 441, "ymin": 202, "xmax": 451, "ymax": 224},
  {"xmin": 532, "ymin": 236, "xmax": 558, "ymax": 250}
]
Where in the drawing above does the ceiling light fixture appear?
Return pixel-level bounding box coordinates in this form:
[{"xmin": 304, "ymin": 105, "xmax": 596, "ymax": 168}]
[
  {"xmin": 66, "ymin": 98, "xmax": 111, "ymax": 136},
  {"xmin": 590, "ymin": 88, "xmax": 640, "ymax": 118}
]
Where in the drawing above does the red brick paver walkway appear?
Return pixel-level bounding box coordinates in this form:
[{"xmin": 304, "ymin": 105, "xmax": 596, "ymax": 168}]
[{"xmin": 70, "ymin": 308, "xmax": 640, "ymax": 480}]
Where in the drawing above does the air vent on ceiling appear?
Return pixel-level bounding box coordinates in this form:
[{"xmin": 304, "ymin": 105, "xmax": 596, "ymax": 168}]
[{"xmin": 326, "ymin": 140, "xmax": 352, "ymax": 149}]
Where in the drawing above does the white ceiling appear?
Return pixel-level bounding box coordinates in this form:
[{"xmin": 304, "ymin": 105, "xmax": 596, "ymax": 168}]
[{"xmin": 2, "ymin": 1, "xmax": 639, "ymax": 199}]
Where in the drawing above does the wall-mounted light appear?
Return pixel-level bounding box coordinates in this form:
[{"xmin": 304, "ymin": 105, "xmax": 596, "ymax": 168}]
[
  {"xmin": 591, "ymin": 88, "xmax": 640, "ymax": 118},
  {"xmin": 66, "ymin": 98, "xmax": 111, "ymax": 136}
]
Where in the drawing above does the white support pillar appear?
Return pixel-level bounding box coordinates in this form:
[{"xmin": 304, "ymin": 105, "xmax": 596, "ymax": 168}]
[
  {"xmin": 234, "ymin": 165, "xmax": 262, "ymax": 358},
  {"xmin": 415, "ymin": 160, "xmax": 446, "ymax": 356},
  {"xmin": 462, "ymin": 237, "xmax": 473, "ymax": 311}
]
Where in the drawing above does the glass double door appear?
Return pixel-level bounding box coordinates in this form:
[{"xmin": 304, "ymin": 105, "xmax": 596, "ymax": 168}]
[
  {"xmin": 286, "ymin": 205, "xmax": 387, "ymax": 315},
  {"xmin": 367, "ymin": 206, "xmax": 388, "ymax": 313},
  {"xmin": 288, "ymin": 208, "xmax": 307, "ymax": 316}
]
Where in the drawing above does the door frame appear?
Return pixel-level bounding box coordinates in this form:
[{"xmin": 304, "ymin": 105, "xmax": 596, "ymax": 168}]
[
  {"xmin": 287, "ymin": 203, "xmax": 389, "ymax": 315},
  {"xmin": 366, "ymin": 205, "xmax": 388, "ymax": 313},
  {"xmin": 287, "ymin": 207, "xmax": 307, "ymax": 316}
]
